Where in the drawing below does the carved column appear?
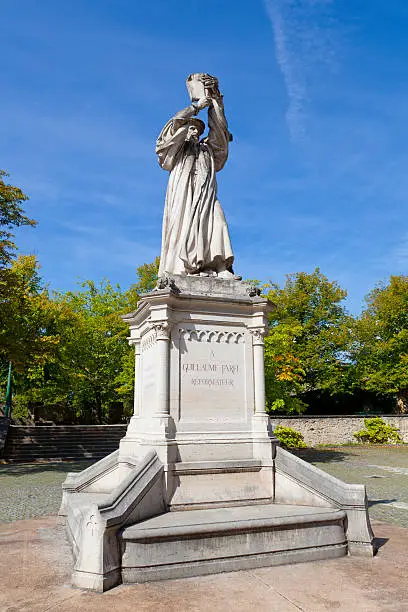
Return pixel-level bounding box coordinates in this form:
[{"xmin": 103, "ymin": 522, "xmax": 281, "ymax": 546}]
[
  {"xmin": 152, "ymin": 322, "xmax": 171, "ymax": 417},
  {"xmin": 250, "ymin": 328, "xmax": 267, "ymax": 416}
]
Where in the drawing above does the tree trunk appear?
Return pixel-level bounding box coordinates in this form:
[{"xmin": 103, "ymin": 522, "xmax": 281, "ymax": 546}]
[
  {"xmin": 95, "ymin": 391, "xmax": 103, "ymax": 424},
  {"xmin": 396, "ymin": 391, "xmax": 408, "ymax": 414}
]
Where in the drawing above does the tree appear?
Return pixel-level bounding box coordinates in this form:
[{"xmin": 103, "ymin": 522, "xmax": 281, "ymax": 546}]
[
  {"xmin": 0, "ymin": 255, "xmax": 60, "ymax": 367},
  {"xmin": 264, "ymin": 269, "xmax": 353, "ymax": 413},
  {"xmin": 0, "ymin": 170, "xmax": 35, "ymax": 267},
  {"xmin": 264, "ymin": 320, "xmax": 307, "ymax": 414},
  {"xmin": 131, "ymin": 256, "xmax": 160, "ymax": 294},
  {"xmin": 353, "ymin": 275, "xmax": 408, "ymax": 413},
  {"xmin": 10, "ymin": 258, "xmax": 160, "ymax": 424},
  {"xmin": 0, "ymin": 255, "xmax": 70, "ymax": 420},
  {"xmin": 50, "ymin": 279, "xmax": 138, "ymax": 423},
  {"xmin": 12, "ymin": 279, "xmax": 138, "ymax": 423}
]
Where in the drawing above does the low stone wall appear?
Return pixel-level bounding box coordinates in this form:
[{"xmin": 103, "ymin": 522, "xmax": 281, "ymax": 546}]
[{"xmin": 270, "ymin": 415, "xmax": 408, "ymax": 446}]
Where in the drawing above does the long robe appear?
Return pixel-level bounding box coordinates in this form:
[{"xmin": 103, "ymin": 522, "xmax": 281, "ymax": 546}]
[{"xmin": 156, "ymin": 102, "xmax": 234, "ymax": 277}]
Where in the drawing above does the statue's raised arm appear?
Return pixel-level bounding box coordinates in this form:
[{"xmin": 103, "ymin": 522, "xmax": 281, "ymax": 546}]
[
  {"xmin": 156, "ymin": 101, "xmax": 205, "ymax": 172},
  {"xmin": 156, "ymin": 73, "xmax": 240, "ymax": 280},
  {"xmin": 201, "ymin": 74, "xmax": 231, "ymax": 172}
]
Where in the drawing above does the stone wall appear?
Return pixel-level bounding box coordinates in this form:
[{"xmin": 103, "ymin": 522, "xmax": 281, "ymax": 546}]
[{"xmin": 270, "ymin": 415, "xmax": 408, "ymax": 445}]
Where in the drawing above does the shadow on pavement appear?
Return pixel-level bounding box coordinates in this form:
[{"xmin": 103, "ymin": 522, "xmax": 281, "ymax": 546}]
[
  {"xmin": 373, "ymin": 536, "xmax": 389, "ymax": 552},
  {"xmin": 292, "ymin": 448, "xmax": 352, "ymax": 463},
  {"xmin": 0, "ymin": 461, "xmax": 95, "ymax": 477},
  {"xmin": 368, "ymin": 498, "xmax": 397, "ymax": 507}
]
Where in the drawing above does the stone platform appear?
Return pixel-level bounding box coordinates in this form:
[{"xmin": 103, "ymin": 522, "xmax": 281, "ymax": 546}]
[
  {"xmin": 121, "ymin": 503, "xmax": 347, "ymax": 583},
  {"xmin": 59, "ymin": 277, "xmax": 374, "ymax": 591}
]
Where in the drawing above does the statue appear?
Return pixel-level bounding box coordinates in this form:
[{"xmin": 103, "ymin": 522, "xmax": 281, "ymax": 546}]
[{"xmin": 156, "ymin": 73, "xmax": 240, "ymax": 280}]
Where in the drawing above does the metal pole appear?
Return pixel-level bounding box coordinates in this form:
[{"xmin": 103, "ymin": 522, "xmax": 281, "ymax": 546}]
[{"xmin": 5, "ymin": 362, "xmax": 12, "ymax": 418}]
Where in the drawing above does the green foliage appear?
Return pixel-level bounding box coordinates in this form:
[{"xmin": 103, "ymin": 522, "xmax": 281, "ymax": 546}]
[
  {"xmin": 0, "ymin": 255, "xmax": 61, "ymax": 367},
  {"xmin": 50, "ymin": 279, "xmax": 138, "ymax": 423},
  {"xmin": 10, "ymin": 394, "xmax": 30, "ymax": 422},
  {"xmin": 264, "ymin": 322, "xmax": 307, "ymax": 414},
  {"xmin": 11, "ymin": 277, "xmax": 139, "ymax": 423},
  {"xmin": 273, "ymin": 424, "xmax": 307, "ymax": 448},
  {"xmin": 0, "ymin": 170, "xmax": 35, "ymax": 267},
  {"xmin": 264, "ymin": 269, "xmax": 352, "ymax": 414},
  {"xmin": 352, "ymin": 275, "xmax": 408, "ymax": 413},
  {"xmin": 132, "ymin": 257, "xmax": 160, "ymax": 294},
  {"xmin": 353, "ymin": 417, "xmax": 402, "ymax": 444}
]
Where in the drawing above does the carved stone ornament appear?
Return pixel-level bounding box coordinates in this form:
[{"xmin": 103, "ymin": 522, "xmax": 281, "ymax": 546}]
[
  {"xmin": 151, "ymin": 321, "xmax": 172, "ymax": 340},
  {"xmin": 246, "ymin": 285, "xmax": 261, "ymax": 297},
  {"xmin": 249, "ymin": 328, "xmax": 266, "ymax": 344},
  {"xmin": 156, "ymin": 276, "xmax": 180, "ymax": 293},
  {"xmin": 180, "ymin": 328, "xmax": 244, "ymax": 344}
]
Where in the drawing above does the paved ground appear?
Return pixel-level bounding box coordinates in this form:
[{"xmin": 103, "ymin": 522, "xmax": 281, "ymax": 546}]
[
  {"xmin": 1, "ymin": 446, "xmax": 408, "ymax": 610},
  {"xmin": 2, "ymin": 446, "xmax": 408, "ymax": 527},
  {"xmin": 0, "ymin": 461, "xmax": 92, "ymax": 523},
  {"xmin": 296, "ymin": 445, "xmax": 408, "ymax": 528},
  {"xmin": 0, "ymin": 515, "xmax": 407, "ymax": 611}
]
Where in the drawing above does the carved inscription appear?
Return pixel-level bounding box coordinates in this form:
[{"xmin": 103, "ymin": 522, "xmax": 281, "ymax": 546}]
[
  {"xmin": 179, "ymin": 328, "xmax": 245, "ymax": 423},
  {"xmin": 182, "ymin": 361, "xmax": 239, "ymax": 388}
]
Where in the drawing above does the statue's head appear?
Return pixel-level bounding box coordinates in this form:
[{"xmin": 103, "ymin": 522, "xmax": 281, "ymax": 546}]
[{"xmin": 186, "ymin": 118, "xmax": 205, "ymax": 143}]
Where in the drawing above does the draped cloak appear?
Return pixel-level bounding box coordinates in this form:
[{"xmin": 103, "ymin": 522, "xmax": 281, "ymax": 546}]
[{"xmin": 156, "ymin": 102, "xmax": 234, "ymax": 277}]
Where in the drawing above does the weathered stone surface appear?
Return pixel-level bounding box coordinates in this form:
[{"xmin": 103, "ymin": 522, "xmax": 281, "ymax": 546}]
[
  {"xmin": 151, "ymin": 274, "xmax": 262, "ymax": 299},
  {"xmin": 274, "ymin": 446, "xmax": 374, "ymax": 556},
  {"xmin": 121, "ymin": 503, "xmax": 347, "ymax": 582}
]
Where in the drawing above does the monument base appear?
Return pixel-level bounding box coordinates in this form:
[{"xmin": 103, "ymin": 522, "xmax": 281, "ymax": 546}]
[{"xmin": 60, "ymin": 278, "xmax": 374, "ymax": 591}]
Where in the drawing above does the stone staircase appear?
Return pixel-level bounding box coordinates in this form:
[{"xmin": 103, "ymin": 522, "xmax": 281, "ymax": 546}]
[
  {"xmin": 3, "ymin": 425, "xmax": 127, "ymax": 462},
  {"xmin": 60, "ymin": 447, "xmax": 374, "ymax": 591}
]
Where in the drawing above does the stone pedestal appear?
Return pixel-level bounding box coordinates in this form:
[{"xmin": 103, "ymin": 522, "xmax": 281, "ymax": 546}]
[
  {"xmin": 119, "ymin": 277, "xmax": 277, "ymax": 507},
  {"xmin": 60, "ymin": 277, "xmax": 374, "ymax": 592}
]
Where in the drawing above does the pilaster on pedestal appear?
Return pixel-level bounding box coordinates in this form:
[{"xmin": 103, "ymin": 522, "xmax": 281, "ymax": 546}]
[
  {"xmin": 249, "ymin": 326, "xmax": 278, "ymax": 460},
  {"xmin": 120, "ymin": 307, "xmax": 175, "ymax": 461},
  {"xmin": 151, "ymin": 320, "xmax": 171, "ymax": 418}
]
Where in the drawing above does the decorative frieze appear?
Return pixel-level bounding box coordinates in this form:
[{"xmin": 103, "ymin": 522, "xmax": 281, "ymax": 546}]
[{"xmin": 180, "ymin": 328, "xmax": 244, "ymax": 344}]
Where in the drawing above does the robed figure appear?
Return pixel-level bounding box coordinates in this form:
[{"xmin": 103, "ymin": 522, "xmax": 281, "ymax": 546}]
[{"xmin": 156, "ymin": 74, "xmax": 238, "ymax": 279}]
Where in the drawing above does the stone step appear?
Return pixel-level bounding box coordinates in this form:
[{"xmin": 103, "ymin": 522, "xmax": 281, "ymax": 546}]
[
  {"xmin": 5, "ymin": 453, "xmax": 112, "ymax": 463},
  {"xmin": 3, "ymin": 425, "xmax": 126, "ymax": 461},
  {"xmin": 121, "ymin": 503, "xmax": 347, "ymax": 583},
  {"xmin": 6, "ymin": 441, "xmax": 121, "ymax": 448}
]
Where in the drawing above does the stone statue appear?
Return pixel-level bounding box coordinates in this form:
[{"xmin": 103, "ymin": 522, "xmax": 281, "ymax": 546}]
[{"xmin": 156, "ymin": 73, "xmax": 240, "ymax": 280}]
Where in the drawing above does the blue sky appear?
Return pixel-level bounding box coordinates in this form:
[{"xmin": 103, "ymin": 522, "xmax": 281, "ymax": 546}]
[{"xmin": 2, "ymin": 0, "xmax": 408, "ymax": 313}]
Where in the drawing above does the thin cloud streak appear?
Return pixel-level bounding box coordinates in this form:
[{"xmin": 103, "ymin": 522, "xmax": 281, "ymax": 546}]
[
  {"xmin": 264, "ymin": 0, "xmax": 337, "ymax": 141},
  {"xmin": 391, "ymin": 234, "xmax": 408, "ymax": 269},
  {"xmin": 264, "ymin": 0, "xmax": 307, "ymax": 141}
]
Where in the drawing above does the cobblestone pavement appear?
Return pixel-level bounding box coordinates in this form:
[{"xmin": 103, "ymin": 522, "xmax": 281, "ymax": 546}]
[
  {"xmin": 295, "ymin": 445, "xmax": 408, "ymax": 528},
  {"xmin": 1, "ymin": 446, "xmax": 408, "ymax": 526},
  {"xmin": 0, "ymin": 461, "xmax": 92, "ymax": 523}
]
